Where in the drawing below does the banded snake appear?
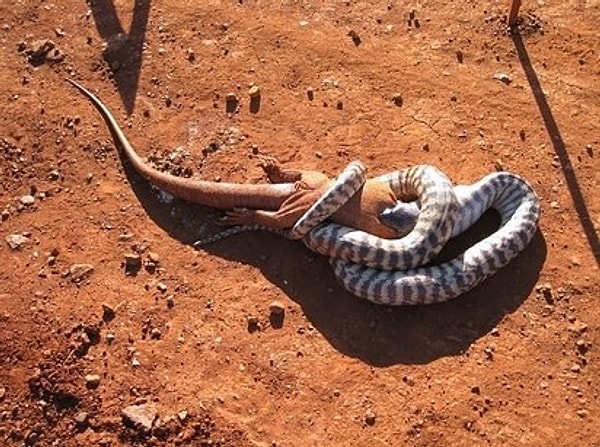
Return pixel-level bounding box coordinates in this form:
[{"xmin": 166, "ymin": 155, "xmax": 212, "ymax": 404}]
[{"xmin": 200, "ymin": 162, "xmax": 540, "ymax": 305}]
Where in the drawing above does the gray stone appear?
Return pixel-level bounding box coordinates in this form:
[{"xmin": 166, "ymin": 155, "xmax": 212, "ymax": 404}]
[{"xmin": 122, "ymin": 403, "xmax": 158, "ymax": 432}]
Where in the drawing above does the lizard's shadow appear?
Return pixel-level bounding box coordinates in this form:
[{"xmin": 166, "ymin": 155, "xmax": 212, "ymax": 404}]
[{"xmin": 124, "ymin": 162, "xmax": 546, "ymax": 366}]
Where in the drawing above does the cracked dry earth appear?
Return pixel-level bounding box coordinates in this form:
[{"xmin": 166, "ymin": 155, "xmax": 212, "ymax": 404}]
[{"xmin": 1, "ymin": 1, "xmax": 599, "ymax": 446}]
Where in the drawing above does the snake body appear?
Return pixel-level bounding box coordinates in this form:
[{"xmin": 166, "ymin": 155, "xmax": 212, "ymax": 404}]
[
  {"xmin": 303, "ymin": 165, "xmax": 459, "ymax": 270},
  {"xmin": 328, "ymin": 171, "xmax": 540, "ymax": 305}
]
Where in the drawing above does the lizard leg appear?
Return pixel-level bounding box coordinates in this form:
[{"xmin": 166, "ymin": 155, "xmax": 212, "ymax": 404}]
[
  {"xmin": 219, "ymin": 208, "xmax": 289, "ymax": 229},
  {"xmin": 219, "ymin": 189, "xmax": 320, "ymax": 229},
  {"xmin": 257, "ymin": 155, "xmax": 303, "ymax": 183}
]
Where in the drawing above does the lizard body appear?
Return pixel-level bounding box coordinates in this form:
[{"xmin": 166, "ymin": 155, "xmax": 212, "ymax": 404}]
[{"xmin": 67, "ymin": 79, "xmax": 398, "ymax": 238}]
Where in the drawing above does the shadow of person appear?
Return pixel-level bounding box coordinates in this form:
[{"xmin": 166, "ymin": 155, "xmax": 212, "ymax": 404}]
[
  {"xmin": 88, "ymin": 0, "xmax": 151, "ymax": 114},
  {"xmin": 118, "ymin": 160, "xmax": 546, "ymax": 366}
]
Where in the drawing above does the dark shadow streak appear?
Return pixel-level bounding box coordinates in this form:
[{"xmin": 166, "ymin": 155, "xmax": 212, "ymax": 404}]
[
  {"xmin": 512, "ymin": 32, "xmax": 600, "ymax": 265},
  {"xmin": 88, "ymin": 0, "xmax": 150, "ymax": 114},
  {"xmin": 112, "ymin": 151, "xmax": 546, "ymax": 365}
]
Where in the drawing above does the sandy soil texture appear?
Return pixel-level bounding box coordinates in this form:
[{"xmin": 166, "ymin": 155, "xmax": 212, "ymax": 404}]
[{"xmin": 1, "ymin": 1, "xmax": 599, "ymax": 446}]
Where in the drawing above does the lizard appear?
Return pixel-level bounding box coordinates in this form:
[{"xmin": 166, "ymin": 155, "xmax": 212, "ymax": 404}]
[{"xmin": 66, "ymin": 79, "xmax": 400, "ymax": 238}]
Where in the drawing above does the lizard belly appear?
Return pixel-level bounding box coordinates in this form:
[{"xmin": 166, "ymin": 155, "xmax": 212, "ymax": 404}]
[{"xmin": 330, "ymin": 181, "xmax": 398, "ymax": 239}]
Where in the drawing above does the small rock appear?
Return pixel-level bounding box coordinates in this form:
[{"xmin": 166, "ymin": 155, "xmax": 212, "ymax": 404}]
[
  {"xmin": 1, "ymin": 209, "xmax": 9, "ymax": 221},
  {"xmin": 248, "ymin": 85, "xmax": 261, "ymax": 98},
  {"xmin": 269, "ymin": 301, "xmax": 285, "ymax": 316},
  {"xmin": 0, "ymin": 386, "xmax": 5, "ymax": 401},
  {"xmin": 20, "ymin": 194, "xmax": 35, "ymax": 206},
  {"xmin": 48, "ymin": 170, "xmax": 60, "ymax": 180},
  {"xmin": 402, "ymin": 375, "xmax": 415, "ymax": 386},
  {"xmin": 336, "ymin": 100, "xmax": 344, "ymax": 110},
  {"xmin": 576, "ymin": 409, "xmax": 589, "ymax": 418},
  {"xmin": 570, "ymin": 364, "xmax": 581, "ymax": 373},
  {"xmin": 166, "ymin": 295, "xmax": 174, "ymax": 308},
  {"xmin": 519, "ymin": 130, "xmax": 526, "ymax": 141},
  {"xmin": 69, "ymin": 263, "xmax": 94, "ymax": 283},
  {"xmin": 74, "ymin": 411, "xmax": 89, "ymax": 427},
  {"xmin": 6, "ymin": 234, "xmax": 29, "ymax": 250},
  {"xmin": 123, "ymin": 253, "xmax": 142, "ymax": 275},
  {"xmin": 364, "ymin": 409, "xmax": 376, "ymax": 426},
  {"xmin": 147, "ymin": 252, "xmax": 160, "ymax": 264},
  {"xmin": 391, "ymin": 93, "xmax": 403, "ymax": 107},
  {"xmin": 105, "ymin": 333, "xmax": 115, "ymax": 344},
  {"xmin": 456, "ymin": 50, "xmax": 463, "ymax": 63},
  {"xmin": 102, "ymin": 303, "xmax": 116, "ymax": 322},
  {"xmin": 84, "ymin": 374, "xmax": 101, "ymax": 389},
  {"xmin": 348, "ymin": 29, "xmax": 361, "ymax": 46},
  {"xmin": 568, "ymin": 321, "xmax": 588, "ymax": 334},
  {"xmin": 150, "ymin": 328, "xmax": 162, "ymax": 340},
  {"xmin": 131, "ymin": 358, "xmax": 141, "ymax": 368},
  {"xmin": 307, "ymin": 87, "xmax": 315, "ymax": 101},
  {"xmin": 122, "ymin": 403, "xmax": 158, "ymax": 432},
  {"xmin": 493, "ymin": 72, "xmax": 512, "ymax": 85},
  {"xmin": 247, "ymin": 315, "xmax": 260, "ymax": 332},
  {"xmin": 471, "ymin": 385, "xmax": 481, "ymax": 395},
  {"xmin": 157, "ymin": 282, "xmax": 168, "ymax": 293},
  {"xmin": 225, "ymin": 92, "xmax": 239, "ymax": 114},
  {"xmin": 177, "ymin": 410, "xmax": 188, "ymax": 422}
]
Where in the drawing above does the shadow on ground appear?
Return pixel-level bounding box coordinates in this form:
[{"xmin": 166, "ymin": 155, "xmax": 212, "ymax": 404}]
[{"xmin": 88, "ymin": 0, "xmax": 150, "ymax": 114}]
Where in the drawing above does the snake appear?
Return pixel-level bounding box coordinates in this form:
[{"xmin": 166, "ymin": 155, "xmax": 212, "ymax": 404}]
[
  {"xmin": 198, "ymin": 162, "xmax": 540, "ymax": 306},
  {"xmin": 325, "ymin": 171, "xmax": 541, "ymax": 305}
]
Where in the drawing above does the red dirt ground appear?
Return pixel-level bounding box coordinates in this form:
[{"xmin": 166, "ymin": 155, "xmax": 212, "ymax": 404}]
[{"xmin": 1, "ymin": 1, "xmax": 599, "ymax": 446}]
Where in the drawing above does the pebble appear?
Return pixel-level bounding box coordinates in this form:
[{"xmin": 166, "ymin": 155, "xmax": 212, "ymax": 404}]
[
  {"xmin": 307, "ymin": 87, "xmax": 315, "ymax": 101},
  {"xmin": 20, "ymin": 194, "xmax": 35, "ymax": 206},
  {"xmin": 402, "ymin": 375, "xmax": 415, "ymax": 386},
  {"xmin": 166, "ymin": 295, "xmax": 174, "ymax": 308},
  {"xmin": 105, "ymin": 333, "xmax": 115, "ymax": 344},
  {"xmin": 269, "ymin": 301, "xmax": 285, "ymax": 316},
  {"xmin": 6, "ymin": 234, "xmax": 29, "ymax": 250},
  {"xmin": 576, "ymin": 409, "xmax": 589, "ymax": 418},
  {"xmin": 568, "ymin": 321, "xmax": 588, "ymax": 334},
  {"xmin": 150, "ymin": 328, "xmax": 162, "ymax": 339},
  {"xmin": 84, "ymin": 374, "xmax": 101, "ymax": 388},
  {"xmin": 102, "ymin": 303, "xmax": 116, "ymax": 321},
  {"xmin": 131, "ymin": 358, "xmax": 141, "ymax": 368},
  {"xmin": 248, "ymin": 85, "xmax": 261, "ymax": 98},
  {"xmin": 364, "ymin": 409, "xmax": 376, "ymax": 426},
  {"xmin": 121, "ymin": 403, "xmax": 158, "ymax": 432},
  {"xmin": 74, "ymin": 411, "xmax": 89, "ymax": 427},
  {"xmin": 493, "ymin": 72, "xmax": 512, "ymax": 84},
  {"xmin": 177, "ymin": 410, "xmax": 188, "ymax": 422},
  {"xmin": 124, "ymin": 253, "xmax": 142, "ymax": 274},
  {"xmin": 48, "ymin": 170, "xmax": 60, "ymax": 180},
  {"xmin": 225, "ymin": 92, "xmax": 239, "ymax": 104},
  {"xmin": 348, "ymin": 29, "xmax": 361, "ymax": 46},
  {"xmin": 147, "ymin": 252, "xmax": 160, "ymax": 264},
  {"xmin": 157, "ymin": 282, "xmax": 168, "ymax": 293},
  {"xmin": 1, "ymin": 209, "xmax": 9, "ymax": 221},
  {"xmin": 69, "ymin": 263, "xmax": 94, "ymax": 283},
  {"xmin": 247, "ymin": 315, "xmax": 260, "ymax": 332},
  {"xmin": 391, "ymin": 93, "xmax": 403, "ymax": 107}
]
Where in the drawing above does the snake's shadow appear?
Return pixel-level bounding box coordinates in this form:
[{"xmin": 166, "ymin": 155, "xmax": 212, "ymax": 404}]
[{"xmin": 122, "ymin": 160, "xmax": 546, "ymax": 366}]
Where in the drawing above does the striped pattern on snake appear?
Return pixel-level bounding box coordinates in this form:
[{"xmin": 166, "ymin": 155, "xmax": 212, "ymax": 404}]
[
  {"xmin": 303, "ymin": 165, "xmax": 459, "ymax": 270},
  {"xmin": 330, "ymin": 171, "xmax": 540, "ymax": 305}
]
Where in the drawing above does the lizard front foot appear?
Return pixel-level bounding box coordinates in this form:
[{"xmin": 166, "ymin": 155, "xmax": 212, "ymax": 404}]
[{"xmin": 218, "ymin": 207, "xmax": 257, "ymax": 226}]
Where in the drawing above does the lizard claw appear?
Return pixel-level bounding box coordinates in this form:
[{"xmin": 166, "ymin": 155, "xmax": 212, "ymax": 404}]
[{"xmin": 218, "ymin": 207, "xmax": 255, "ymax": 226}]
